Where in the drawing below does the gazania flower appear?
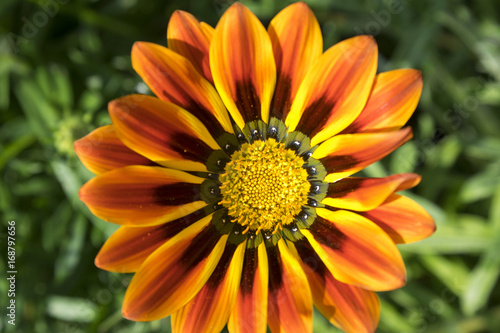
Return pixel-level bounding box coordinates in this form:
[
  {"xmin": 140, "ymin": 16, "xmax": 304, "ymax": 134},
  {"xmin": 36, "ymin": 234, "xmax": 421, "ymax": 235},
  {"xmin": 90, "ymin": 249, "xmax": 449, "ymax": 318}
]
[{"xmin": 75, "ymin": 2, "xmax": 435, "ymax": 333}]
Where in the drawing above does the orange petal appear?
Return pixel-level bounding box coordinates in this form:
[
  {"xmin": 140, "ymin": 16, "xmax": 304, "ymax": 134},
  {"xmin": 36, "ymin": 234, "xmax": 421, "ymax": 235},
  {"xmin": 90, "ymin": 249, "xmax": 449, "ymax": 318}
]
[
  {"xmin": 95, "ymin": 207, "xmax": 209, "ymax": 272},
  {"xmin": 313, "ymin": 127, "xmax": 413, "ymax": 182},
  {"xmin": 360, "ymin": 194, "xmax": 436, "ymax": 244},
  {"xmin": 79, "ymin": 166, "xmax": 206, "ymax": 226},
  {"xmin": 132, "ymin": 42, "xmax": 232, "ymax": 136},
  {"xmin": 123, "ymin": 219, "xmax": 227, "ymax": 321},
  {"xmin": 109, "ymin": 94, "xmax": 220, "ymax": 172},
  {"xmin": 292, "ymin": 241, "xmax": 380, "ymax": 333},
  {"xmin": 171, "ymin": 241, "xmax": 246, "ymax": 333},
  {"xmin": 344, "ymin": 69, "xmax": 423, "ymax": 133},
  {"xmin": 286, "ymin": 35, "xmax": 378, "ymax": 145},
  {"xmin": 302, "ymin": 208, "xmax": 406, "ymax": 291},
  {"xmin": 323, "ymin": 173, "xmax": 421, "ymax": 211},
  {"xmin": 210, "ymin": 3, "xmax": 276, "ymax": 128},
  {"xmin": 74, "ymin": 125, "xmax": 154, "ymax": 175},
  {"xmin": 267, "ymin": 240, "xmax": 313, "ymax": 333},
  {"xmin": 268, "ymin": 2, "xmax": 322, "ymax": 119},
  {"xmin": 228, "ymin": 242, "xmax": 269, "ymax": 333},
  {"xmin": 167, "ymin": 10, "xmax": 214, "ymax": 82}
]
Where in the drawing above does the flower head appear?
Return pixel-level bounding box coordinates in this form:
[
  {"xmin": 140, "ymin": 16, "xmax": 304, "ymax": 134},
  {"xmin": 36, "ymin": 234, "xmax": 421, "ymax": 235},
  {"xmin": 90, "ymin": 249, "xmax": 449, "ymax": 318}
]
[{"xmin": 75, "ymin": 2, "xmax": 435, "ymax": 333}]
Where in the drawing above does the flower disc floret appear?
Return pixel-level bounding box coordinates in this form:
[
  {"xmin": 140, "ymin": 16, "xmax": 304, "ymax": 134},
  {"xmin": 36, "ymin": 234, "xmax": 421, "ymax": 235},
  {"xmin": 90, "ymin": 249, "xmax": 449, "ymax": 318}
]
[{"xmin": 219, "ymin": 138, "xmax": 310, "ymax": 233}]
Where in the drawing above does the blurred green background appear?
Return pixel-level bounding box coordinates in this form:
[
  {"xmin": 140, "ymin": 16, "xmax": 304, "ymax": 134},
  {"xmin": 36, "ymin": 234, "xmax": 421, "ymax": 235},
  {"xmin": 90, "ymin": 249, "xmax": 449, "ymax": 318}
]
[{"xmin": 1, "ymin": 0, "xmax": 500, "ymax": 332}]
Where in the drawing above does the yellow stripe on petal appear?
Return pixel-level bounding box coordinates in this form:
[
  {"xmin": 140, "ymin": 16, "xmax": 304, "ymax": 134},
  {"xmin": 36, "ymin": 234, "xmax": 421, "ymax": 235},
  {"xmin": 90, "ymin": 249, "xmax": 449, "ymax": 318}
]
[
  {"xmin": 313, "ymin": 128, "xmax": 413, "ymax": 182},
  {"xmin": 171, "ymin": 241, "xmax": 246, "ymax": 333},
  {"xmin": 95, "ymin": 207, "xmax": 209, "ymax": 272},
  {"xmin": 323, "ymin": 173, "xmax": 421, "ymax": 211},
  {"xmin": 291, "ymin": 241, "xmax": 380, "ymax": 333},
  {"xmin": 286, "ymin": 35, "xmax": 377, "ymax": 145},
  {"xmin": 79, "ymin": 166, "xmax": 205, "ymax": 226},
  {"xmin": 267, "ymin": 239, "xmax": 313, "ymax": 333},
  {"xmin": 74, "ymin": 125, "xmax": 154, "ymax": 175},
  {"xmin": 210, "ymin": 3, "xmax": 276, "ymax": 128},
  {"xmin": 360, "ymin": 194, "xmax": 436, "ymax": 244},
  {"xmin": 167, "ymin": 10, "xmax": 214, "ymax": 82},
  {"xmin": 303, "ymin": 208, "xmax": 406, "ymax": 291},
  {"xmin": 109, "ymin": 94, "xmax": 220, "ymax": 172},
  {"xmin": 268, "ymin": 2, "xmax": 322, "ymax": 119},
  {"xmin": 123, "ymin": 219, "xmax": 227, "ymax": 321},
  {"xmin": 132, "ymin": 42, "xmax": 232, "ymax": 135},
  {"xmin": 228, "ymin": 242, "xmax": 269, "ymax": 333},
  {"xmin": 344, "ymin": 69, "xmax": 423, "ymax": 133}
]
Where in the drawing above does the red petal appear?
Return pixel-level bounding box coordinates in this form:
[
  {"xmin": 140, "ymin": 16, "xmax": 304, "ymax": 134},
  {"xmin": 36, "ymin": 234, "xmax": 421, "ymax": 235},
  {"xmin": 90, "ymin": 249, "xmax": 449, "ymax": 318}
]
[
  {"xmin": 167, "ymin": 10, "xmax": 214, "ymax": 82},
  {"xmin": 286, "ymin": 35, "xmax": 377, "ymax": 145},
  {"xmin": 360, "ymin": 194, "xmax": 436, "ymax": 244},
  {"xmin": 293, "ymin": 240, "xmax": 380, "ymax": 333},
  {"xmin": 313, "ymin": 128, "xmax": 413, "ymax": 182},
  {"xmin": 268, "ymin": 2, "xmax": 322, "ymax": 119},
  {"xmin": 323, "ymin": 173, "xmax": 421, "ymax": 211},
  {"xmin": 123, "ymin": 220, "xmax": 227, "ymax": 321},
  {"xmin": 210, "ymin": 3, "xmax": 276, "ymax": 128},
  {"xmin": 95, "ymin": 207, "xmax": 209, "ymax": 272},
  {"xmin": 344, "ymin": 69, "xmax": 423, "ymax": 133},
  {"xmin": 109, "ymin": 94, "xmax": 220, "ymax": 172},
  {"xmin": 171, "ymin": 241, "xmax": 246, "ymax": 333},
  {"xmin": 79, "ymin": 166, "xmax": 205, "ymax": 226},
  {"xmin": 74, "ymin": 125, "xmax": 154, "ymax": 174},
  {"xmin": 267, "ymin": 240, "xmax": 313, "ymax": 333},
  {"xmin": 303, "ymin": 209, "xmax": 406, "ymax": 291},
  {"xmin": 228, "ymin": 242, "xmax": 269, "ymax": 333}
]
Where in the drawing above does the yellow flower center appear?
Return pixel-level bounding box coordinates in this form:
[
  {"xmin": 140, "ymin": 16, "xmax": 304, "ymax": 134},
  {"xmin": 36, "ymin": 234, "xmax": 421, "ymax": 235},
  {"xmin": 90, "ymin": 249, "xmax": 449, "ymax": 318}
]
[{"xmin": 219, "ymin": 138, "xmax": 310, "ymax": 234}]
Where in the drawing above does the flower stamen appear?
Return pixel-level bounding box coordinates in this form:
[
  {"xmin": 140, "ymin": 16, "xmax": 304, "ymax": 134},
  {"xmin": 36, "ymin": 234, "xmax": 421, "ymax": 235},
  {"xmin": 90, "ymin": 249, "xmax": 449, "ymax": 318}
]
[{"xmin": 219, "ymin": 138, "xmax": 310, "ymax": 234}]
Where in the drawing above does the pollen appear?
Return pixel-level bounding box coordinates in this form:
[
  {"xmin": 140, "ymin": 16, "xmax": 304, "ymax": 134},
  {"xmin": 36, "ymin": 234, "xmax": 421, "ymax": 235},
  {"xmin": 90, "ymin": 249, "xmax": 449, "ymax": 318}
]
[{"xmin": 219, "ymin": 138, "xmax": 310, "ymax": 234}]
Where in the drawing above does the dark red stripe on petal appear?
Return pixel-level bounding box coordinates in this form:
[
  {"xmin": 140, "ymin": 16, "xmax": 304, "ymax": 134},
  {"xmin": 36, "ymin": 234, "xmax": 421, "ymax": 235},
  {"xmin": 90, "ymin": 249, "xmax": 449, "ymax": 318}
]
[
  {"xmin": 270, "ymin": 75, "xmax": 292, "ymax": 119},
  {"xmin": 179, "ymin": 224, "xmax": 222, "ymax": 269},
  {"xmin": 240, "ymin": 247, "xmax": 258, "ymax": 295},
  {"xmin": 297, "ymin": 97, "xmax": 337, "ymax": 137},
  {"xmin": 206, "ymin": 242, "xmax": 238, "ymax": 288},
  {"xmin": 294, "ymin": 237, "xmax": 329, "ymax": 278},
  {"xmin": 96, "ymin": 207, "xmax": 210, "ymax": 272},
  {"xmin": 314, "ymin": 128, "xmax": 413, "ymax": 181},
  {"xmin": 309, "ymin": 217, "xmax": 346, "ymax": 251},
  {"xmin": 234, "ymin": 80, "xmax": 261, "ymax": 123},
  {"xmin": 322, "ymin": 155, "xmax": 360, "ymax": 175},
  {"xmin": 170, "ymin": 132, "xmax": 213, "ymax": 162},
  {"xmin": 266, "ymin": 244, "xmax": 284, "ymax": 292}
]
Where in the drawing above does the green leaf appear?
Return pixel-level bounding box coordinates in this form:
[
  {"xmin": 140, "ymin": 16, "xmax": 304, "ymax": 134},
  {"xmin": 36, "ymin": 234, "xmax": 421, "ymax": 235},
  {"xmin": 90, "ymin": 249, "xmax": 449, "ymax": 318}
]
[
  {"xmin": 461, "ymin": 185, "xmax": 500, "ymax": 315},
  {"xmin": 46, "ymin": 295, "xmax": 96, "ymax": 323}
]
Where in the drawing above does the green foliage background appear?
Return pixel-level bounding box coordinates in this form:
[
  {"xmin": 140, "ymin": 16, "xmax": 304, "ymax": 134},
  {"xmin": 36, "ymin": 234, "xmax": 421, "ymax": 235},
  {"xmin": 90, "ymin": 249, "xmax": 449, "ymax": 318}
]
[{"xmin": 1, "ymin": 0, "xmax": 500, "ymax": 332}]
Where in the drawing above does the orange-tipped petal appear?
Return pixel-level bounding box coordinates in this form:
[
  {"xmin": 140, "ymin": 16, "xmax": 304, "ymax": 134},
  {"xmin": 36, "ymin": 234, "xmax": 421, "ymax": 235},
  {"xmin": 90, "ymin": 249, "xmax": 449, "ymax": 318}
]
[
  {"xmin": 109, "ymin": 94, "xmax": 220, "ymax": 172},
  {"xmin": 286, "ymin": 35, "xmax": 377, "ymax": 145},
  {"xmin": 360, "ymin": 194, "xmax": 436, "ymax": 244},
  {"xmin": 167, "ymin": 10, "xmax": 214, "ymax": 82},
  {"xmin": 292, "ymin": 241, "xmax": 380, "ymax": 333},
  {"xmin": 228, "ymin": 242, "xmax": 269, "ymax": 333},
  {"xmin": 302, "ymin": 208, "xmax": 406, "ymax": 291},
  {"xmin": 132, "ymin": 42, "xmax": 232, "ymax": 136},
  {"xmin": 79, "ymin": 166, "xmax": 205, "ymax": 226},
  {"xmin": 268, "ymin": 2, "xmax": 322, "ymax": 119},
  {"xmin": 171, "ymin": 241, "xmax": 246, "ymax": 333},
  {"xmin": 95, "ymin": 207, "xmax": 209, "ymax": 272},
  {"xmin": 313, "ymin": 127, "xmax": 413, "ymax": 182},
  {"xmin": 74, "ymin": 125, "xmax": 154, "ymax": 175},
  {"xmin": 210, "ymin": 3, "xmax": 276, "ymax": 128},
  {"xmin": 323, "ymin": 173, "xmax": 421, "ymax": 211},
  {"xmin": 344, "ymin": 69, "xmax": 423, "ymax": 133},
  {"xmin": 122, "ymin": 220, "xmax": 227, "ymax": 321},
  {"xmin": 267, "ymin": 240, "xmax": 313, "ymax": 333}
]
